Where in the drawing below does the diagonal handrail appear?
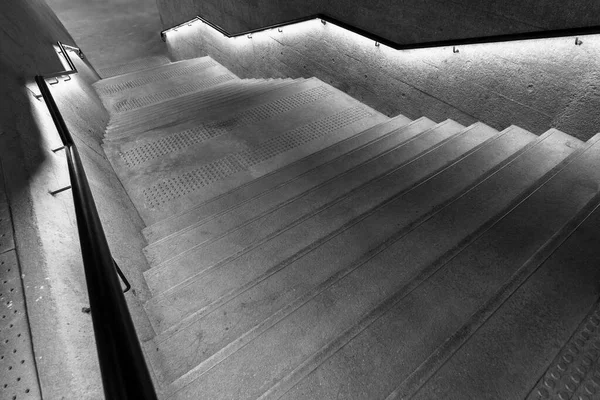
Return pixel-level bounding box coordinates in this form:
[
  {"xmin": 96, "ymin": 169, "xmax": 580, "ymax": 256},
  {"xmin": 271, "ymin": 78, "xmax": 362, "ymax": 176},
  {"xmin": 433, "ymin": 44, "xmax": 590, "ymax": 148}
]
[
  {"xmin": 35, "ymin": 42, "xmax": 157, "ymax": 400},
  {"xmin": 161, "ymin": 13, "xmax": 600, "ymax": 50}
]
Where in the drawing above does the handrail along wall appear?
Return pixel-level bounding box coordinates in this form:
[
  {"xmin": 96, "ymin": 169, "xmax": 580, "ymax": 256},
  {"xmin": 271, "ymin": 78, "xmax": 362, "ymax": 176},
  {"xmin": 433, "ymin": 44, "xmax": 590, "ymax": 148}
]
[
  {"xmin": 34, "ymin": 42, "xmax": 157, "ymax": 400},
  {"xmin": 161, "ymin": 13, "xmax": 600, "ymax": 49}
]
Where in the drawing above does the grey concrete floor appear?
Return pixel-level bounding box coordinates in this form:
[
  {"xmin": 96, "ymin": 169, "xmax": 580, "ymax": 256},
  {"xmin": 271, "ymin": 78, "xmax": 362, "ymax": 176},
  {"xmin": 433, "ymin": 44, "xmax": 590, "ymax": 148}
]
[{"xmin": 46, "ymin": 0, "xmax": 167, "ymax": 73}]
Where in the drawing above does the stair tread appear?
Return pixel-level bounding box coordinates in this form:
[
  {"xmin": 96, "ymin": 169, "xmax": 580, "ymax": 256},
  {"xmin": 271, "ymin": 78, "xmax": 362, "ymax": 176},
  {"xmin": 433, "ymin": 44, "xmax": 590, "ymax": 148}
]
[
  {"xmin": 95, "ymin": 57, "xmax": 219, "ymax": 100},
  {"xmin": 162, "ymin": 127, "xmax": 578, "ymax": 399},
  {"xmin": 104, "ymin": 80, "xmax": 305, "ymax": 146},
  {"xmin": 105, "ymin": 79, "xmax": 346, "ymax": 173},
  {"xmin": 146, "ymin": 122, "xmax": 532, "ymax": 385},
  {"xmin": 104, "ymin": 63, "xmax": 233, "ymax": 112},
  {"xmin": 105, "ymin": 79, "xmax": 304, "ymax": 139},
  {"xmin": 408, "ymin": 165, "xmax": 600, "ymax": 399},
  {"xmin": 142, "ymin": 117, "xmax": 430, "ymax": 267},
  {"xmin": 140, "ymin": 115, "xmax": 414, "ymax": 245},
  {"xmin": 94, "ymin": 57, "xmax": 202, "ymax": 88},
  {"xmin": 142, "ymin": 119, "xmax": 469, "ymax": 298},
  {"xmin": 276, "ymin": 132, "xmax": 600, "ymax": 400},
  {"xmin": 121, "ymin": 98, "xmax": 388, "ymax": 225}
]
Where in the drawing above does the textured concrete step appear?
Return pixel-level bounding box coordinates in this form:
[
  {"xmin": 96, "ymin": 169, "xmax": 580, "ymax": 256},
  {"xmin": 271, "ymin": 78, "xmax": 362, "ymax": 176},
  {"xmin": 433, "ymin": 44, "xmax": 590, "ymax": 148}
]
[
  {"xmin": 164, "ymin": 128, "xmax": 577, "ymax": 399},
  {"xmin": 275, "ymin": 132, "xmax": 597, "ymax": 400},
  {"xmin": 526, "ymin": 300, "xmax": 600, "ymax": 400},
  {"xmin": 105, "ymin": 79, "xmax": 347, "ymax": 176},
  {"xmin": 95, "ymin": 57, "xmax": 215, "ymax": 98},
  {"xmin": 114, "ymin": 84, "xmax": 374, "ymax": 194},
  {"xmin": 145, "ymin": 123, "xmax": 506, "ymax": 335},
  {"xmin": 105, "ymin": 78, "xmax": 309, "ymax": 136},
  {"xmin": 107, "ymin": 71, "xmax": 238, "ymax": 115},
  {"xmin": 142, "ymin": 115, "xmax": 415, "ymax": 244},
  {"xmin": 142, "ymin": 117, "xmax": 426, "ymax": 267},
  {"xmin": 105, "ymin": 80, "xmax": 302, "ymax": 139},
  {"xmin": 407, "ymin": 173, "xmax": 600, "ymax": 399},
  {"xmin": 130, "ymin": 102, "xmax": 388, "ymax": 225},
  {"xmin": 104, "ymin": 80, "xmax": 304, "ymax": 147},
  {"xmin": 96, "ymin": 55, "xmax": 172, "ymax": 79},
  {"xmin": 105, "ymin": 64, "xmax": 233, "ymax": 113},
  {"xmin": 143, "ymin": 119, "xmax": 467, "ymax": 298},
  {"xmin": 105, "ymin": 78, "xmax": 251, "ymax": 137},
  {"xmin": 144, "ymin": 124, "xmax": 533, "ymax": 386}
]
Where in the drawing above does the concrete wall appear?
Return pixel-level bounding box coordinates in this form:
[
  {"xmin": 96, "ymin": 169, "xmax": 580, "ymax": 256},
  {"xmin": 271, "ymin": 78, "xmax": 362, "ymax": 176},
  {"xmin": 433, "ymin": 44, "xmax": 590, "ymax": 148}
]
[
  {"xmin": 156, "ymin": 0, "xmax": 600, "ymax": 46},
  {"xmin": 46, "ymin": 0, "xmax": 167, "ymax": 75},
  {"xmin": 0, "ymin": 0, "xmax": 157, "ymax": 398},
  {"xmin": 165, "ymin": 19, "xmax": 600, "ymax": 141}
]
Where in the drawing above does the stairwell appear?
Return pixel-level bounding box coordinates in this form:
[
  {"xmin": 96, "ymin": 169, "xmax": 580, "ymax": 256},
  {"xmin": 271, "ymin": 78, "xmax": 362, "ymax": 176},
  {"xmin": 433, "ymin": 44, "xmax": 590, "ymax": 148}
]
[{"xmin": 95, "ymin": 56, "xmax": 600, "ymax": 399}]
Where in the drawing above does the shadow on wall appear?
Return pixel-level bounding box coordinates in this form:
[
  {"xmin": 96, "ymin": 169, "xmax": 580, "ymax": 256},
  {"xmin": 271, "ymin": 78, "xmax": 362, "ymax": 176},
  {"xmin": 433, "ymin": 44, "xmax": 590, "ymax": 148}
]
[
  {"xmin": 0, "ymin": 62, "xmax": 48, "ymax": 196},
  {"xmin": 0, "ymin": 0, "xmax": 74, "ymax": 192},
  {"xmin": 165, "ymin": 18, "xmax": 600, "ymax": 141}
]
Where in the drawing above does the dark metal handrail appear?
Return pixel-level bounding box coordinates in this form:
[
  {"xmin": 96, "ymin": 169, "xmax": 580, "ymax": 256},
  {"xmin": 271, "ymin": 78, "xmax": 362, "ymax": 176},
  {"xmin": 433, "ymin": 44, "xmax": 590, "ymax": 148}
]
[
  {"xmin": 35, "ymin": 42, "xmax": 157, "ymax": 400},
  {"xmin": 161, "ymin": 13, "xmax": 600, "ymax": 49}
]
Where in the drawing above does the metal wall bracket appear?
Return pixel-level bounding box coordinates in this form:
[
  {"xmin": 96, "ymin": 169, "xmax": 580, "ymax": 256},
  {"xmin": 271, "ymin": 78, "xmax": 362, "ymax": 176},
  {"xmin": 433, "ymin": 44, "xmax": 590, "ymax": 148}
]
[{"xmin": 49, "ymin": 185, "xmax": 72, "ymax": 196}]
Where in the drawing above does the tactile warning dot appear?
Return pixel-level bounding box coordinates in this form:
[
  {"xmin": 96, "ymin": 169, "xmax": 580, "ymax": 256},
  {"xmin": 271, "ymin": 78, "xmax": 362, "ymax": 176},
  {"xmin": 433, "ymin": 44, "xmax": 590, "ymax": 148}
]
[
  {"xmin": 97, "ymin": 60, "xmax": 217, "ymax": 95},
  {"xmin": 113, "ymin": 74, "xmax": 235, "ymax": 113},
  {"xmin": 120, "ymin": 86, "xmax": 334, "ymax": 167},
  {"xmin": 143, "ymin": 106, "xmax": 374, "ymax": 207},
  {"xmin": 0, "ymin": 251, "xmax": 41, "ymax": 399},
  {"xmin": 528, "ymin": 301, "xmax": 600, "ymax": 400}
]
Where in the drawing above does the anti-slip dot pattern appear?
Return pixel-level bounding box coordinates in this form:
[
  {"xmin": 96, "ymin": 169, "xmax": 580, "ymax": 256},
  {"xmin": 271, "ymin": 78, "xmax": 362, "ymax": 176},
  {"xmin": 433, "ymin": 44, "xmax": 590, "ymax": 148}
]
[
  {"xmin": 0, "ymin": 252, "xmax": 41, "ymax": 400},
  {"xmin": 120, "ymin": 86, "xmax": 334, "ymax": 167},
  {"xmin": 113, "ymin": 74, "xmax": 236, "ymax": 113},
  {"xmin": 143, "ymin": 106, "xmax": 374, "ymax": 207},
  {"xmin": 97, "ymin": 60, "xmax": 217, "ymax": 95}
]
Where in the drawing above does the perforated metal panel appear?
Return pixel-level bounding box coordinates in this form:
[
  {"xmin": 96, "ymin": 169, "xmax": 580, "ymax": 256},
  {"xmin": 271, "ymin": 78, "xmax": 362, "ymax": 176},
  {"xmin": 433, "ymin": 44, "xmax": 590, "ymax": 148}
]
[
  {"xmin": 97, "ymin": 59, "xmax": 218, "ymax": 95},
  {"xmin": 143, "ymin": 106, "xmax": 374, "ymax": 207},
  {"xmin": 120, "ymin": 86, "xmax": 334, "ymax": 167},
  {"xmin": 528, "ymin": 303, "xmax": 600, "ymax": 400},
  {"xmin": 113, "ymin": 74, "xmax": 236, "ymax": 113}
]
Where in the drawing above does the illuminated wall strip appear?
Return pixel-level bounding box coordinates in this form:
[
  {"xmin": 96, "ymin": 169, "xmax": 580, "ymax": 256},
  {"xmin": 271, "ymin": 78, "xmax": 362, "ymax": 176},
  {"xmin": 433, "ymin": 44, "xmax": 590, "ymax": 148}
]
[{"xmin": 160, "ymin": 13, "xmax": 600, "ymax": 50}]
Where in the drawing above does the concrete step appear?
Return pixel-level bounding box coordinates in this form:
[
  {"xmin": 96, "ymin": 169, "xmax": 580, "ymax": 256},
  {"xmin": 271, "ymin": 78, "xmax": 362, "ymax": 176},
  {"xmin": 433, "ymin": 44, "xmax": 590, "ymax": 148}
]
[
  {"xmin": 104, "ymin": 79, "xmax": 347, "ymax": 176},
  {"xmin": 406, "ymin": 139, "xmax": 600, "ymax": 400},
  {"xmin": 103, "ymin": 80, "xmax": 304, "ymax": 146},
  {"xmin": 106, "ymin": 71, "xmax": 239, "ymax": 115},
  {"xmin": 144, "ymin": 121, "xmax": 507, "ymax": 332},
  {"xmin": 163, "ymin": 128, "xmax": 578, "ymax": 399},
  {"xmin": 105, "ymin": 80, "xmax": 267, "ymax": 139},
  {"xmin": 95, "ymin": 55, "xmax": 172, "ymax": 79},
  {"xmin": 105, "ymin": 79, "xmax": 302, "ymax": 139},
  {"xmin": 142, "ymin": 117, "xmax": 428, "ymax": 267},
  {"xmin": 126, "ymin": 100, "xmax": 388, "ymax": 225},
  {"xmin": 142, "ymin": 119, "xmax": 468, "ymax": 298},
  {"xmin": 105, "ymin": 63, "xmax": 234, "ymax": 113},
  {"xmin": 275, "ymin": 131, "xmax": 597, "ymax": 400},
  {"xmin": 144, "ymin": 123, "xmax": 531, "ymax": 386},
  {"xmin": 94, "ymin": 57, "xmax": 216, "ymax": 97},
  {"xmin": 142, "ymin": 114, "xmax": 415, "ymax": 244},
  {"xmin": 105, "ymin": 78, "xmax": 305, "ymax": 133}
]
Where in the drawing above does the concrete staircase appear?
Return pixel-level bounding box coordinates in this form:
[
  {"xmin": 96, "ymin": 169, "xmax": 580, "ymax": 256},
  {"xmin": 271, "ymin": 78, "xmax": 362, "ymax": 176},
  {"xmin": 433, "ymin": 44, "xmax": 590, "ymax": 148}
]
[{"xmin": 95, "ymin": 56, "xmax": 600, "ymax": 399}]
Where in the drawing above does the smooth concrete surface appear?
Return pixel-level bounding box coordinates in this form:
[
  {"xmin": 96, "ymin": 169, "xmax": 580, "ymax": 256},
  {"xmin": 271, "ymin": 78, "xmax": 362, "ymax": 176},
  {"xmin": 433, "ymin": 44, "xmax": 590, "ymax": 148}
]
[
  {"xmin": 166, "ymin": 19, "xmax": 600, "ymax": 141},
  {"xmin": 156, "ymin": 0, "xmax": 600, "ymax": 46},
  {"xmin": 0, "ymin": 0, "xmax": 161, "ymax": 397},
  {"xmin": 46, "ymin": 0, "xmax": 167, "ymax": 73}
]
